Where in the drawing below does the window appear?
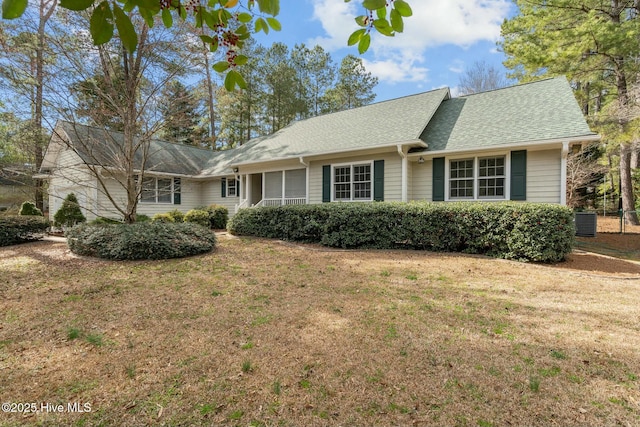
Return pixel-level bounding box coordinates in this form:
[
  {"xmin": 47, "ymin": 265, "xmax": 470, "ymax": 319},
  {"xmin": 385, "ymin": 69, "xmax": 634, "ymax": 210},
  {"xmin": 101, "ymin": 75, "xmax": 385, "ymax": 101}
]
[
  {"xmin": 333, "ymin": 163, "xmax": 372, "ymax": 201},
  {"xmin": 450, "ymin": 159, "xmax": 474, "ymax": 199},
  {"xmin": 478, "ymin": 156, "xmax": 505, "ymax": 198},
  {"xmin": 140, "ymin": 177, "xmax": 178, "ymax": 204},
  {"xmin": 227, "ymin": 178, "xmax": 237, "ymax": 197},
  {"xmin": 449, "ymin": 156, "xmax": 506, "ymax": 200}
]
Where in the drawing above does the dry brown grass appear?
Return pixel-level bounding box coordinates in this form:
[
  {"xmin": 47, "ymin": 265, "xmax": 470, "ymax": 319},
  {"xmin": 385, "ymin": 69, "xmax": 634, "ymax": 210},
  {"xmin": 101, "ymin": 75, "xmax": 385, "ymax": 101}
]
[{"xmin": 1, "ymin": 235, "xmax": 639, "ymax": 427}]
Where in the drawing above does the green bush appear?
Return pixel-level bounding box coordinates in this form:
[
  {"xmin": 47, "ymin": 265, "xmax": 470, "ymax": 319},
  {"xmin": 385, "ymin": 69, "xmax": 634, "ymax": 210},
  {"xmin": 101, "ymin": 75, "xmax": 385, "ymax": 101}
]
[
  {"xmin": 151, "ymin": 213, "xmax": 176, "ymax": 223},
  {"xmin": 184, "ymin": 209, "xmax": 211, "ymax": 228},
  {"xmin": 19, "ymin": 201, "xmax": 43, "ymax": 216},
  {"xmin": 53, "ymin": 193, "xmax": 86, "ymax": 227},
  {"xmin": 167, "ymin": 209, "xmax": 185, "ymax": 223},
  {"xmin": 228, "ymin": 202, "xmax": 575, "ymax": 263},
  {"xmin": 136, "ymin": 214, "xmax": 151, "ymax": 222},
  {"xmin": 91, "ymin": 217, "xmax": 122, "ymax": 225},
  {"xmin": 65, "ymin": 222, "xmax": 217, "ymax": 260},
  {"xmin": 205, "ymin": 204, "xmax": 229, "ymax": 229},
  {"xmin": 0, "ymin": 216, "xmax": 49, "ymax": 246}
]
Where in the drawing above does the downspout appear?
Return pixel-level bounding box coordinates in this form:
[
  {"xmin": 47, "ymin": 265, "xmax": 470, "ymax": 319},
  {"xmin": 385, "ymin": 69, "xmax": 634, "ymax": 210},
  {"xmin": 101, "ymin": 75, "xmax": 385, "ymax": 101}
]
[
  {"xmin": 560, "ymin": 141, "xmax": 569, "ymax": 206},
  {"xmin": 300, "ymin": 156, "xmax": 309, "ymax": 204},
  {"xmin": 397, "ymin": 145, "xmax": 408, "ymax": 202}
]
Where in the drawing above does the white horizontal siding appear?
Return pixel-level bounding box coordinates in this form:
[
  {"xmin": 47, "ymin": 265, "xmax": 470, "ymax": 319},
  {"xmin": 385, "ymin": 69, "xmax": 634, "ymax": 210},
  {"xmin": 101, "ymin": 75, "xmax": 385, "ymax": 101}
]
[
  {"xmin": 48, "ymin": 149, "xmax": 98, "ymax": 221},
  {"xmin": 410, "ymin": 160, "xmax": 433, "ymax": 202},
  {"xmin": 308, "ymin": 151, "xmax": 403, "ymax": 204},
  {"xmin": 202, "ymin": 178, "xmax": 240, "ymax": 215},
  {"xmin": 527, "ymin": 149, "xmax": 561, "ymax": 203}
]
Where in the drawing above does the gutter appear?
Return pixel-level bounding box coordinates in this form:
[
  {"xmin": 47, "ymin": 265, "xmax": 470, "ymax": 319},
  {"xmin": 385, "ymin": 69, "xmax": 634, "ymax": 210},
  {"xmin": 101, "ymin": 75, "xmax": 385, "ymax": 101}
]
[{"xmin": 407, "ymin": 134, "xmax": 601, "ymax": 159}]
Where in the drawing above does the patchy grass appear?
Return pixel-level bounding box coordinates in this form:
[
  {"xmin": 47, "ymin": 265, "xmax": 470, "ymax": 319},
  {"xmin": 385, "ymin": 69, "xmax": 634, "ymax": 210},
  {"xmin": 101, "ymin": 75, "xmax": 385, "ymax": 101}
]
[{"xmin": 0, "ymin": 236, "xmax": 639, "ymax": 426}]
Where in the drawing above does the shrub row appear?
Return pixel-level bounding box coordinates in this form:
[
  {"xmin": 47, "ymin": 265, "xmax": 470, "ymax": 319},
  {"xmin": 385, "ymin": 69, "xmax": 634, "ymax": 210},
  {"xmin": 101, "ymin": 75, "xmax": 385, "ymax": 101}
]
[
  {"xmin": 151, "ymin": 205, "xmax": 229, "ymax": 229},
  {"xmin": 0, "ymin": 216, "xmax": 50, "ymax": 247},
  {"xmin": 228, "ymin": 202, "xmax": 576, "ymax": 262},
  {"xmin": 66, "ymin": 222, "xmax": 217, "ymax": 260}
]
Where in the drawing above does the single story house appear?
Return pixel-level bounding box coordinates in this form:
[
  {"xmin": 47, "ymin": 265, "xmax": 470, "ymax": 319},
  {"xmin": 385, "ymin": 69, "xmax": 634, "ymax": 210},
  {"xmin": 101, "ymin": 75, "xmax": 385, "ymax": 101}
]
[{"xmin": 39, "ymin": 77, "xmax": 599, "ymax": 221}]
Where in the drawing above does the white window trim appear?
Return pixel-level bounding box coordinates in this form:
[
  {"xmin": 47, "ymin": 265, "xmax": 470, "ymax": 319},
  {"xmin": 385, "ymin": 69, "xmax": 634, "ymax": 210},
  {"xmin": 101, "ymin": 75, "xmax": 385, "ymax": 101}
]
[
  {"xmin": 445, "ymin": 153, "xmax": 510, "ymax": 202},
  {"xmin": 331, "ymin": 161, "xmax": 374, "ymax": 202},
  {"xmin": 226, "ymin": 177, "xmax": 238, "ymax": 198},
  {"xmin": 140, "ymin": 176, "xmax": 177, "ymax": 204}
]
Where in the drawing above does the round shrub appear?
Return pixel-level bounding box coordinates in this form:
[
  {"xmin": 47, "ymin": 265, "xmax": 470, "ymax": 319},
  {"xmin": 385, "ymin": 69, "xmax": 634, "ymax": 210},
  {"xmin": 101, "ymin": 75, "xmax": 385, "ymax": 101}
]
[
  {"xmin": 53, "ymin": 193, "xmax": 86, "ymax": 227},
  {"xmin": 0, "ymin": 216, "xmax": 49, "ymax": 246},
  {"xmin": 65, "ymin": 222, "xmax": 217, "ymax": 260},
  {"xmin": 184, "ymin": 209, "xmax": 210, "ymax": 228},
  {"xmin": 205, "ymin": 204, "xmax": 229, "ymax": 229},
  {"xmin": 19, "ymin": 201, "xmax": 43, "ymax": 216},
  {"xmin": 151, "ymin": 213, "xmax": 176, "ymax": 223},
  {"xmin": 136, "ymin": 214, "xmax": 151, "ymax": 222},
  {"xmin": 167, "ymin": 209, "xmax": 185, "ymax": 223}
]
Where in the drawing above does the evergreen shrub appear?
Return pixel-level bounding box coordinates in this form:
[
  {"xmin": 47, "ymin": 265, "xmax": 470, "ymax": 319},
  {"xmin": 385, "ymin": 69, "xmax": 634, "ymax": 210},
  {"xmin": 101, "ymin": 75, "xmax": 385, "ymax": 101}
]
[
  {"xmin": 151, "ymin": 213, "xmax": 176, "ymax": 223},
  {"xmin": 184, "ymin": 209, "xmax": 210, "ymax": 227},
  {"xmin": 19, "ymin": 201, "xmax": 43, "ymax": 216},
  {"xmin": 228, "ymin": 202, "xmax": 575, "ymax": 262},
  {"xmin": 53, "ymin": 193, "xmax": 86, "ymax": 227},
  {"xmin": 0, "ymin": 216, "xmax": 49, "ymax": 246},
  {"xmin": 204, "ymin": 204, "xmax": 229, "ymax": 229},
  {"xmin": 66, "ymin": 222, "xmax": 216, "ymax": 260}
]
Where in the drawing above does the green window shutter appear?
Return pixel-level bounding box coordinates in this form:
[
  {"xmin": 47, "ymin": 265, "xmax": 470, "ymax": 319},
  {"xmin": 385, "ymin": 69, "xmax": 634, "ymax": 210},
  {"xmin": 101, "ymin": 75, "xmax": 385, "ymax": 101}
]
[
  {"xmin": 510, "ymin": 150, "xmax": 527, "ymax": 201},
  {"xmin": 373, "ymin": 160, "xmax": 384, "ymax": 201},
  {"xmin": 173, "ymin": 178, "xmax": 181, "ymax": 205},
  {"xmin": 221, "ymin": 178, "xmax": 226, "ymax": 198},
  {"xmin": 432, "ymin": 157, "xmax": 445, "ymax": 201},
  {"xmin": 322, "ymin": 165, "xmax": 331, "ymax": 202}
]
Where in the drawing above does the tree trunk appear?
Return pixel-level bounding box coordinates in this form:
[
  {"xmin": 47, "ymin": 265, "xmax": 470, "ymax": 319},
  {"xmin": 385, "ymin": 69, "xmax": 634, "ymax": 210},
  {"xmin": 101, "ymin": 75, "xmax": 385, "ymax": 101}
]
[
  {"xmin": 620, "ymin": 142, "xmax": 639, "ymax": 224},
  {"xmin": 201, "ymin": 36, "xmax": 216, "ymax": 148}
]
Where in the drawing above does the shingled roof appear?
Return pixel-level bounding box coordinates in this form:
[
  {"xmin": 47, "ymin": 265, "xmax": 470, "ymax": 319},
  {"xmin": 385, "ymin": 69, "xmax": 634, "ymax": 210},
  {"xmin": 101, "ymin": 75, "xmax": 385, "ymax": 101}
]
[
  {"xmin": 419, "ymin": 76, "xmax": 596, "ymax": 152},
  {"xmin": 43, "ymin": 77, "xmax": 596, "ymax": 178}
]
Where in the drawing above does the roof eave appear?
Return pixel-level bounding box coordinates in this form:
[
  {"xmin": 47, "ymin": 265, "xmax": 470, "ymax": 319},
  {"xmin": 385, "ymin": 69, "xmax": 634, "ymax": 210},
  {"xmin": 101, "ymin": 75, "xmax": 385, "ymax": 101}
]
[{"xmin": 408, "ymin": 134, "xmax": 601, "ymax": 158}]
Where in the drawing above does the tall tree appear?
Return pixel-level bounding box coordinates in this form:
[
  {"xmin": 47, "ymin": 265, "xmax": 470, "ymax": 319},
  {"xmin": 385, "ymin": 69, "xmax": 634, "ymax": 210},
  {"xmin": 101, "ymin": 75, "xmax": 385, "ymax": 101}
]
[
  {"xmin": 457, "ymin": 60, "xmax": 509, "ymax": 95},
  {"xmin": 0, "ymin": 0, "xmax": 58, "ymax": 211},
  {"xmin": 323, "ymin": 54, "xmax": 377, "ymax": 112},
  {"xmin": 159, "ymin": 80, "xmax": 202, "ymax": 145},
  {"xmin": 291, "ymin": 44, "xmax": 336, "ymax": 117},
  {"xmin": 500, "ymin": 0, "xmax": 640, "ymax": 223}
]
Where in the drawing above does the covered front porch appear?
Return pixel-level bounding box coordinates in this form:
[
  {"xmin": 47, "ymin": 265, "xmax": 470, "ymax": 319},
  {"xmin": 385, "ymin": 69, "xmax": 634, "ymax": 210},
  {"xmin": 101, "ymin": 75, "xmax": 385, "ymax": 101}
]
[{"xmin": 235, "ymin": 168, "xmax": 307, "ymax": 212}]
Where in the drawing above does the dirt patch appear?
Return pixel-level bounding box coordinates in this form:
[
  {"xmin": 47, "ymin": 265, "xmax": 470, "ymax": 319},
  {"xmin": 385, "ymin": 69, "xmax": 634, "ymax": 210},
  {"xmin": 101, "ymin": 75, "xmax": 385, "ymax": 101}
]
[{"xmin": 1, "ymin": 237, "xmax": 639, "ymax": 426}]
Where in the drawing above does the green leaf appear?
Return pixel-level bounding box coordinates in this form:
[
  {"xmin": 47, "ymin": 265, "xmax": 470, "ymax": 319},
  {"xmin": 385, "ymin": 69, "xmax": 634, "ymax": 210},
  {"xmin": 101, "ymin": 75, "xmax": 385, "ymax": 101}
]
[
  {"xmin": 234, "ymin": 54, "xmax": 248, "ymax": 66},
  {"xmin": 113, "ymin": 4, "xmax": 137, "ymax": 52},
  {"xmin": 355, "ymin": 15, "xmax": 367, "ymax": 27},
  {"xmin": 2, "ymin": 0, "xmax": 28, "ymax": 19},
  {"xmin": 255, "ymin": 17, "xmax": 268, "ymax": 34},
  {"xmin": 213, "ymin": 61, "xmax": 230, "ymax": 73},
  {"xmin": 348, "ymin": 28, "xmax": 365, "ymax": 46},
  {"xmin": 89, "ymin": 1, "xmax": 114, "ymax": 45},
  {"xmin": 237, "ymin": 12, "xmax": 252, "ymax": 23},
  {"xmin": 200, "ymin": 34, "xmax": 215, "ymax": 44},
  {"xmin": 358, "ymin": 33, "xmax": 371, "ymax": 54},
  {"xmin": 139, "ymin": 7, "xmax": 154, "ymax": 27},
  {"xmin": 256, "ymin": 0, "xmax": 279, "ymax": 16},
  {"xmin": 266, "ymin": 17, "xmax": 281, "ymax": 31},
  {"xmin": 161, "ymin": 8, "xmax": 173, "ymax": 28},
  {"xmin": 230, "ymin": 69, "xmax": 246, "ymax": 89},
  {"xmin": 59, "ymin": 0, "xmax": 93, "ymax": 11},
  {"xmin": 373, "ymin": 18, "xmax": 394, "ymax": 36},
  {"xmin": 224, "ymin": 70, "xmax": 236, "ymax": 91},
  {"xmin": 393, "ymin": 0, "xmax": 412, "ymax": 17},
  {"xmin": 362, "ymin": 0, "xmax": 385, "ymax": 10},
  {"xmin": 376, "ymin": 6, "xmax": 386, "ymax": 20},
  {"xmin": 390, "ymin": 8, "xmax": 403, "ymax": 33}
]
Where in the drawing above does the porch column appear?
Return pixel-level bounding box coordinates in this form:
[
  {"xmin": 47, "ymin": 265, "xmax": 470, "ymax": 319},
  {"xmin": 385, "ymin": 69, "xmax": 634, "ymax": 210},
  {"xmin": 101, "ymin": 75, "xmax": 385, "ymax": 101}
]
[
  {"xmin": 397, "ymin": 145, "xmax": 408, "ymax": 202},
  {"xmin": 246, "ymin": 174, "xmax": 252, "ymax": 206},
  {"xmin": 239, "ymin": 174, "xmax": 244, "ymax": 201},
  {"xmin": 560, "ymin": 141, "xmax": 569, "ymax": 206}
]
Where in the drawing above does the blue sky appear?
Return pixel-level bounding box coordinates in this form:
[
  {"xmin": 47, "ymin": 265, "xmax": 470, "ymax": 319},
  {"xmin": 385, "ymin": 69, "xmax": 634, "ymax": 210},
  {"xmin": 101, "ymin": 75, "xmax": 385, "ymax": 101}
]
[{"xmin": 253, "ymin": 0, "xmax": 517, "ymax": 102}]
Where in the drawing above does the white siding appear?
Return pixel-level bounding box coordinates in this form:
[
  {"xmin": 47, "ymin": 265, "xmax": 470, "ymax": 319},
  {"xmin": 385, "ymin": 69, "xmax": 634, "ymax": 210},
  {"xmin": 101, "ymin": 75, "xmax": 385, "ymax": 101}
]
[
  {"xmin": 410, "ymin": 159, "xmax": 433, "ymax": 202},
  {"xmin": 201, "ymin": 178, "xmax": 240, "ymax": 214},
  {"xmin": 96, "ymin": 177, "xmax": 205, "ymax": 220},
  {"xmin": 527, "ymin": 149, "xmax": 561, "ymax": 203},
  {"xmin": 48, "ymin": 149, "xmax": 98, "ymax": 221},
  {"xmin": 308, "ymin": 152, "xmax": 403, "ymax": 204}
]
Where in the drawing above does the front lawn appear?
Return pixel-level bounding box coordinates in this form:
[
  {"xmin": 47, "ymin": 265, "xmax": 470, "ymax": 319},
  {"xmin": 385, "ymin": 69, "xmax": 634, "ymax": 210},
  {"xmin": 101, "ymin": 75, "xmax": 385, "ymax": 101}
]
[{"xmin": 1, "ymin": 236, "xmax": 639, "ymax": 426}]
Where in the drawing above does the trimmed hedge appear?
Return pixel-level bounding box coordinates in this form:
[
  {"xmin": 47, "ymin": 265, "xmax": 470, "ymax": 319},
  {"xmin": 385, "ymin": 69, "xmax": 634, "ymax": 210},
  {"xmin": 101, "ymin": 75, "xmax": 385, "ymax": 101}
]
[
  {"xmin": 19, "ymin": 201, "xmax": 43, "ymax": 216},
  {"xmin": 228, "ymin": 202, "xmax": 576, "ymax": 262},
  {"xmin": 53, "ymin": 193, "xmax": 86, "ymax": 227},
  {"xmin": 0, "ymin": 216, "xmax": 50, "ymax": 246},
  {"xmin": 66, "ymin": 222, "xmax": 217, "ymax": 260}
]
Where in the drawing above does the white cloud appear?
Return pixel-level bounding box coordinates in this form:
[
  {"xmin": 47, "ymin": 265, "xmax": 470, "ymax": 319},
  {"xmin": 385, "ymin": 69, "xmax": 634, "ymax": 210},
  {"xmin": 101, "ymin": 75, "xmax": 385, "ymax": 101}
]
[
  {"xmin": 308, "ymin": 0, "xmax": 511, "ymax": 84},
  {"xmin": 449, "ymin": 59, "xmax": 465, "ymax": 74}
]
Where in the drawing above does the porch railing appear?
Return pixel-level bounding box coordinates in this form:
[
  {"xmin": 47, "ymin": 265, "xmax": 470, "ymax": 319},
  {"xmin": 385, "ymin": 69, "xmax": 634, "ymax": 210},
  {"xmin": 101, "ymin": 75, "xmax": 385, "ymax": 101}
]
[
  {"xmin": 255, "ymin": 197, "xmax": 306, "ymax": 208},
  {"xmin": 235, "ymin": 199, "xmax": 249, "ymax": 213}
]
